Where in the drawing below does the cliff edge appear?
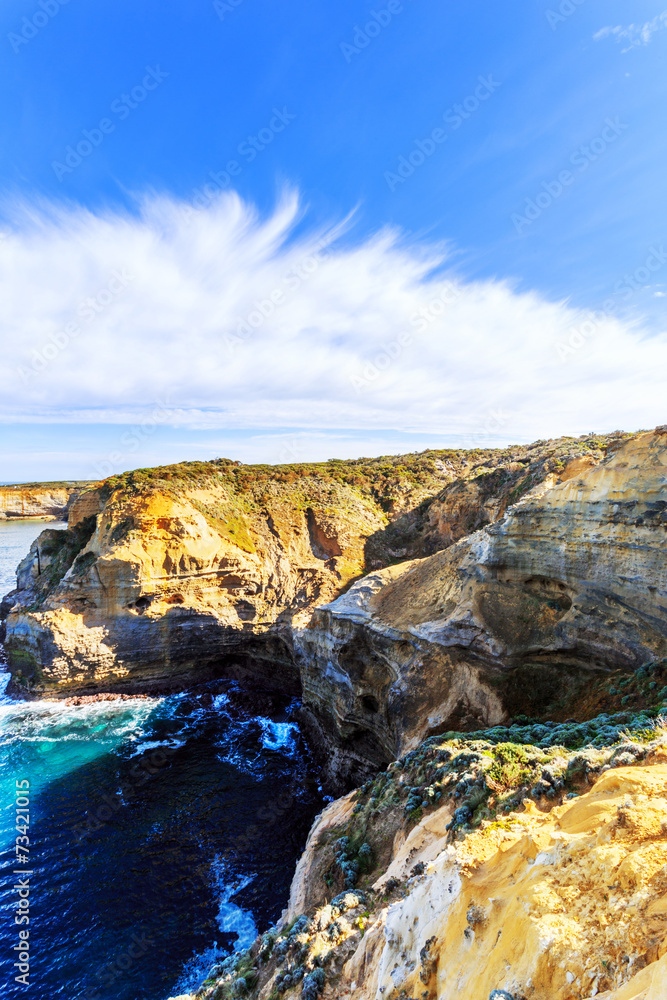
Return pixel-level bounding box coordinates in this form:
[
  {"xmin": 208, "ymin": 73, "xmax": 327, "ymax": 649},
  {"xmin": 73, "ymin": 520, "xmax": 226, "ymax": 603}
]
[
  {"xmin": 298, "ymin": 429, "xmax": 667, "ymax": 773},
  {"xmin": 175, "ymin": 711, "xmax": 667, "ymax": 1000},
  {"xmin": 3, "ymin": 435, "xmax": 628, "ymax": 702},
  {"xmin": 0, "ymin": 482, "xmax": 88, "ymax": 520}
]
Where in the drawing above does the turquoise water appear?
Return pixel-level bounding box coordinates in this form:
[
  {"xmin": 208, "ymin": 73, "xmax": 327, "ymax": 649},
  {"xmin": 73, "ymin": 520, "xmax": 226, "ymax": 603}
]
[
  {"xmin": 0, "ymin": 520, "xmax": 323, "ymax": 999},
  {"xmin": 0, "ymin": 518, "xmax": 63, "ymax": 602}
]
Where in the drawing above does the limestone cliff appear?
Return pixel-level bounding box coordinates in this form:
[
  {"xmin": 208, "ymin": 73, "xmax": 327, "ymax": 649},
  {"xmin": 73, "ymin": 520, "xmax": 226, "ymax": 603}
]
[
  {"xmin": 2, "ymin": 451, "xmax": 462, "ymax": 695},
  {"xmin": 0, "ymin": 482, "xmax": 87, "ymax": 520},
  {"xmin": 3, "ymin": 431, "xmax": 667, "ymax": 1000},
  {"xmin": 298, "ymin": 429, "xmax": 667, "ymax": 771},
  {"xmin": 1, "ymin": 434, "xmax": 633, "ymax": 702},
  {"xmin": 177, "ymin": 712, "xmax": 667, "ymax": 1000},
  {"xmin": 325, "ymin": 755, "xmax": 667, "ymax": 1000},
  {"xmin": 4, "ymin": 478, "xmax": 384, "ymax": 695}
]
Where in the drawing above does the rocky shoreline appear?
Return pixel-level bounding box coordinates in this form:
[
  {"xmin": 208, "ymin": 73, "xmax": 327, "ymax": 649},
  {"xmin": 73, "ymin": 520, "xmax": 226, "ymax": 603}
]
[
  {"xmin": 187, "ymin": 712, "xmax": 667, "ymax": 1000},
  {"xmin": 2, "ymin": 428, "xmax": 667, "ymax": 998},
  {"xmin": 5, "ymin": 430, "xmax": 665, "ymax": 770}
]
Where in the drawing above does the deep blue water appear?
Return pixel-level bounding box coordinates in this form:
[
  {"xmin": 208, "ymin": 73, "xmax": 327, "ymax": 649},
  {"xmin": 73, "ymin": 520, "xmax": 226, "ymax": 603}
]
[{"xmin": 0, "ymin": 520, "xmax": 324, "ymax": 1000}]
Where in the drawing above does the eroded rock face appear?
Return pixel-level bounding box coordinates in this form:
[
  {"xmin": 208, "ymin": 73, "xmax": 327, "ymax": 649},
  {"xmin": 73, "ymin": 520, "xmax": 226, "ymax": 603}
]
[
  {"xmin": 181, "ymin": 729, "xmax": 667, "ymax": 1000},
  {"xmin": 341, "ymin": 757, "xmax": 667, "ymax": 1000},
  {"xmin": 298, "ymin": 431, "xmax": 667, "ymax": 763},
  {"xmin": 3, "ymin": 430, "xmax": 662, "ymax": 722},
  {"xmin": 3, "ymin": 482, "xmax": 385, "ymax": 696},
  {"xmin": 0, "ymin": 484, "xmax": 85, "ymax": 520},
  {"xmin": 2, "ymin": 439, "xmax": 599, "ymax": 698}
]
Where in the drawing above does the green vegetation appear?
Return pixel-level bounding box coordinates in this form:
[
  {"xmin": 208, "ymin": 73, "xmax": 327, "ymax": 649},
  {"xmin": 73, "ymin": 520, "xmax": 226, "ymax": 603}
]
[
  {"xmin": 486, "ymin": 742, "xmax": 532, "ymax": 789},
  {"xmin": 192, "ymin": 699, "xmax": 665, "ymax": 1000},
  {"xmin": 189, "ymin": 503, "xmax": 258, "ymax": 554},
  {"xmin": 86, "ymin": 431, "xmax": 636, "ymax": 577},
  {"xmin": 96, "ymin": 432, "xmax": 631, "ymax": 511},
  {"xmin": 0, "ymin": 480, "xmax": 91, "ymax": 489},
  {"xmin": 323, "ymin": 836, "xmax": 374, "ymax": 891},
  {"xmin": 337, "ymin": 698, "xmax": 667, "ymax": 857},
  {"xmin": 97, "ymin": 451, "xmax": 471, "ymax": 506}
]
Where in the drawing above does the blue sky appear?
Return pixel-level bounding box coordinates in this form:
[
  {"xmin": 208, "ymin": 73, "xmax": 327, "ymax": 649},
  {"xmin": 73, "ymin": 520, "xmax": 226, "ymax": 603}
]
[{"xmin": 0, "ymin": 0, "xmax": 666, "ymax": 480}]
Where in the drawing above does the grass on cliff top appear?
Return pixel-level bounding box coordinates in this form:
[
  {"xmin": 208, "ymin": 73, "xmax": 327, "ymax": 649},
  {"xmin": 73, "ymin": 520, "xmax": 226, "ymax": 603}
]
[
  {"xmin": 97, "ymin": 451, "xmax": 478, "ymax": 502},
  {"xmin": 96, "ymin": 432, "xmax": 632, "ymax": 507},
  {"xmin": 0, "ymin": 481, "xmax": 92, "ymax": 490},
  {"xmin": 338, "ymin": 702, "xmax": 667, "ymax": 873}
]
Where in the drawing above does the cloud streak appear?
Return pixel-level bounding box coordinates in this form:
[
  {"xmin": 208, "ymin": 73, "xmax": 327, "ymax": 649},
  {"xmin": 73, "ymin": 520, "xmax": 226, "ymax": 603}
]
[
  {"xmin": 0, "ymin": 190, "xmax": 665, "ymax": 446},
  {"xmin": 594, "ymin": 11, "xmax": 667, "ymax": 52}
]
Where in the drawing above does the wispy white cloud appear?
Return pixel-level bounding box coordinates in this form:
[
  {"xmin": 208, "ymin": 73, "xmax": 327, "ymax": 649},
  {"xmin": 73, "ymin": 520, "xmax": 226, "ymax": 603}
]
[
  {"xmin": 0, "ymin": 190, "xmax": 665, "ymax": 447},
  {"xmin": 594, "ymin": 11, "xmax": 667, "ymax": 51}
]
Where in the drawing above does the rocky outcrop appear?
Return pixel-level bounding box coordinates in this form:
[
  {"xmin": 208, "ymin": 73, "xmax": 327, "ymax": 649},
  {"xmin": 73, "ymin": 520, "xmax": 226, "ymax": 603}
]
[
  {"xmin": 181, "ymin": 717, "xmax": 667, "ymax": 1000},
  {"xmin": 297, "ymin": 430, "xmax": 667, "ymax": 768},
  {"xmin": 0, "ymin": 483, "xmax": 87, "ymax": 520},
  {"xmin": 67, "ymin": 486, "xmax": 104, "ymax": 525},
  {"xmin": 363, "ymin": 436, "xmax": 626, "ymax": 566},
  {"xmin": 1, "ymin": 447, "xmax": 477, "ymax": 696},
  {"xmin": 1, "ymin": 434, "xmax": 634, "ymax": 703},
  {"xmin": 3, "ymin": 482, "xmax": 384, "ymax": 696},
  {"xmin": 342, "ymin": 756, "xmax": 667, "ymax": 1000}
]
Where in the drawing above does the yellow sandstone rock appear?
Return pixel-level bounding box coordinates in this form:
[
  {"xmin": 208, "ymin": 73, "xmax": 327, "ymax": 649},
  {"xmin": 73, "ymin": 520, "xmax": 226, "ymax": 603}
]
[
  {"xmin": 335, "ymin": 761, "xmax": 667, "ymax": 1000},
  {"xmin": 0, "ymin": 483, "xmax": 84, "ymax": 520},
  {"xmin": 7, "ymin": 435, "xmax": 626, "ymax": 707}
]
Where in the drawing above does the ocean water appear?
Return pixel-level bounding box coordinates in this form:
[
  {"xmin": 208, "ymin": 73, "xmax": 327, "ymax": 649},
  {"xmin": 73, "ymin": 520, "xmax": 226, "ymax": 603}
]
[{"xmin": 0, "ymin": 520, "xmax": 324, "ymax": 999}]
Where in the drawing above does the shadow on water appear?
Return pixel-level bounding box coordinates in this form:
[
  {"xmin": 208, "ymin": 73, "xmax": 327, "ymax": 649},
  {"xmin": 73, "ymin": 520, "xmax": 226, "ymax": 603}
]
[{"xmin": 0, "ymin": 685, "xmax": 324, "ymax": 1000}]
